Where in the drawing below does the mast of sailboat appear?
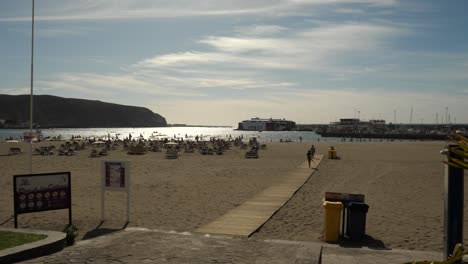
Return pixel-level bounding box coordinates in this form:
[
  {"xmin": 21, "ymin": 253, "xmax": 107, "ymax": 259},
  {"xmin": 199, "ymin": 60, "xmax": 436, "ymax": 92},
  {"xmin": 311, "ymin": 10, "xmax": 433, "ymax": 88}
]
[
  {"xmin": 409, "ymin": 105, "xmax": 413, "ymax": 124},
  {"xmin": 29, "ymin": 0, "xmax": 35, "ymax": 173}
]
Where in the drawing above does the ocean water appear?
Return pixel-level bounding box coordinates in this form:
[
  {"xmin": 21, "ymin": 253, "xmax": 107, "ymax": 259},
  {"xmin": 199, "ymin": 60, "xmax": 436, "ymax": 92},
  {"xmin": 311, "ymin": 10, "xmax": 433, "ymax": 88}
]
[{"xmin": 0, "ymin": 127, "xmax": 339, "ymax": 142}]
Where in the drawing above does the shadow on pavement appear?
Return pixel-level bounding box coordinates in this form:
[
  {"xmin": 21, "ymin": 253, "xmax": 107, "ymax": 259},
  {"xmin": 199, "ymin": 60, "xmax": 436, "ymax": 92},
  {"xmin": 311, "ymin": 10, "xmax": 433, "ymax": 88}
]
[
  {"xmin": 82, "ymin": 221, "xmax": 129, "ymax": 240},
  {"xmin": 337, "ymin": 235, "xmax": 390, "ymax": 250}
]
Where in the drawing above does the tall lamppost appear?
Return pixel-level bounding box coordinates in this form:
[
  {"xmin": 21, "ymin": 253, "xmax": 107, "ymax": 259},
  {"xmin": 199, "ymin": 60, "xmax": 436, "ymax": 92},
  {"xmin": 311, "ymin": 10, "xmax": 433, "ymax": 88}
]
[{"xmin": 29, "ymin": 0, "xmax": 35, "ymax": 173}]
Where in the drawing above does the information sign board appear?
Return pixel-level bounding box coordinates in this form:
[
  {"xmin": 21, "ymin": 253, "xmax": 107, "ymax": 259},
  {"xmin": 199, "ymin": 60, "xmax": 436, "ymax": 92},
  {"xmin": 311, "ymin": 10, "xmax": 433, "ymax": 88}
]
[
  {"xmin": 13, "ymin": 172, "xmax": 72, "ymax": 228},
  {"xmin": 103, "ymin": 161, "xmax": 128, "ymax": 191}
]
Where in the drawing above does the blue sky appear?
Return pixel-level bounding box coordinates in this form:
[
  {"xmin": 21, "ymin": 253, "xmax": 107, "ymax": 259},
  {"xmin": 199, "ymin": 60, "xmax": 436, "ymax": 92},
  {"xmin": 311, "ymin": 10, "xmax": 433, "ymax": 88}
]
[{"xmin": 1, "ymin": 0, "xmax": 467, "ymax": 125}]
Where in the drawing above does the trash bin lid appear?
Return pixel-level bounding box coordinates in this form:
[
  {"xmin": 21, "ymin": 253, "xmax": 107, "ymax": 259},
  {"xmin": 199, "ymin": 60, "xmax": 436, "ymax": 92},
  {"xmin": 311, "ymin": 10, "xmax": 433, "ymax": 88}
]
[
  {"xmin": 348, "ymin": 202, "xmax": 369, "ymax": 212},
  {"xmin": 323, "ymin": 201, "xmax": 343, "ymax": 209}
]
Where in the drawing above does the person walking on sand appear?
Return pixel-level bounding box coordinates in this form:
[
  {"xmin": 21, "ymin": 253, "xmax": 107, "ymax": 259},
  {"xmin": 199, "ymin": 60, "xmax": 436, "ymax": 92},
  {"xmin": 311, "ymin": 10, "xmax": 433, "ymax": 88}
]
[
  {"xmin": 307, "ymin": 150, "xmax": 312, "ymax": 168},
  {"xmin": 310, "ymin": 145, "xmax": 316, "ymax": 158}
]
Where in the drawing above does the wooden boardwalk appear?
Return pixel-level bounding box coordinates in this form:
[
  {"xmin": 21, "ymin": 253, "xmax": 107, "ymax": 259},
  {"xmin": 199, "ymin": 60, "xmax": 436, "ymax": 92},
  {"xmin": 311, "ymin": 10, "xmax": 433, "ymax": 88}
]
[{"xmin": 196, "ymin": 154, "xmax": 324, "ymax": 237}]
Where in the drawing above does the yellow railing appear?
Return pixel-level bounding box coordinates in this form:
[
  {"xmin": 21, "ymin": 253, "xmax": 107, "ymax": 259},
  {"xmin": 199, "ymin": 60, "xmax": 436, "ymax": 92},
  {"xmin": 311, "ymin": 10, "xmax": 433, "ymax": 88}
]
[{"xmin": 444, "ymin": 133, "xmax": 468, "ymax": 170}]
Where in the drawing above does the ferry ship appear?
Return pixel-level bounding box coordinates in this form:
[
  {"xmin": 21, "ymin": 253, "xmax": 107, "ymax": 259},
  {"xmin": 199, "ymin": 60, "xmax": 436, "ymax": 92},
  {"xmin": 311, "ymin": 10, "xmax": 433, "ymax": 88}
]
[{"xmin": 237, "ymin": 117, "xmax": 296, "ymax": 131}]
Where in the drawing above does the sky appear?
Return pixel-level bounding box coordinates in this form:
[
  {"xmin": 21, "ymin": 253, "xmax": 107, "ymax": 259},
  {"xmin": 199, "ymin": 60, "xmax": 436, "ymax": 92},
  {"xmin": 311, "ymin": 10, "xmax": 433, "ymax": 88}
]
[{"xmin": 0, "ymin": 0, "xmax": 467, "ymax": 126}]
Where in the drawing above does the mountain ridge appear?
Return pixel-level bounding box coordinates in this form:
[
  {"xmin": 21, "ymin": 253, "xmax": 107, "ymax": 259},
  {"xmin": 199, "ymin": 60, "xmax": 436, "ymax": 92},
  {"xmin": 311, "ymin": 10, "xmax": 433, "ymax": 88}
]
[{"xmin": 0, "ymin": 94, "xmax": 167, "ymax": 128}]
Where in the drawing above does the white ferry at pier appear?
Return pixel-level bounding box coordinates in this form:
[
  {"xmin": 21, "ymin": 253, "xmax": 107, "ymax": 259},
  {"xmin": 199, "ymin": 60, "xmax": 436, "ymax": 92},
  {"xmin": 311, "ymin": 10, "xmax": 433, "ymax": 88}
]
[{"xmin": 237, "ymin": 117, "xmax": 296, "ymax": 131}]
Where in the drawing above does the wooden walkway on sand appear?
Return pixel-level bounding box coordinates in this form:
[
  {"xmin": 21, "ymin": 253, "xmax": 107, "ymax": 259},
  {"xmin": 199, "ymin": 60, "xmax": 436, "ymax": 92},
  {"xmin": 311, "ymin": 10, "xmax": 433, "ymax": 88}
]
[{"xmin": 196, "ymin": 154, "xmax": 324, "ymax": 237}]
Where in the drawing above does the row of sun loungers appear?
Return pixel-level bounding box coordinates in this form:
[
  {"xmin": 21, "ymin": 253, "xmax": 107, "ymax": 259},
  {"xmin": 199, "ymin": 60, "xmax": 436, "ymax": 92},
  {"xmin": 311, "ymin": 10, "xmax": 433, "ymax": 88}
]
[
  {"xmin": 4, "ymin": 139, "xmax": 266, "ymax": 160},
  {"xmin": 35, "ymin": 146, "xmax": 55, "ymax": 155},
  {"xmin": 58, "ymin": 149, "xmax": 75, "ymax": 156}
]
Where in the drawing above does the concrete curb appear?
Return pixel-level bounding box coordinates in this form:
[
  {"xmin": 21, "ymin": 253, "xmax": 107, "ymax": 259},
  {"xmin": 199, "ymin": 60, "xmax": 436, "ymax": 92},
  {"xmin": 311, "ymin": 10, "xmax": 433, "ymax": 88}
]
[{"xmin": 0, "ymin": 227, "xmax": 66, "ymax": 264}]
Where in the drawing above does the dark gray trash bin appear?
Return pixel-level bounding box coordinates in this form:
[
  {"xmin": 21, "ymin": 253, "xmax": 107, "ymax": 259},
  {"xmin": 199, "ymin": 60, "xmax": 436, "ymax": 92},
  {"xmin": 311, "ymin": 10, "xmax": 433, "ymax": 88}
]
[{"xmin": 345, "ymin": 202, "xmax": 369, "ymax": 241}]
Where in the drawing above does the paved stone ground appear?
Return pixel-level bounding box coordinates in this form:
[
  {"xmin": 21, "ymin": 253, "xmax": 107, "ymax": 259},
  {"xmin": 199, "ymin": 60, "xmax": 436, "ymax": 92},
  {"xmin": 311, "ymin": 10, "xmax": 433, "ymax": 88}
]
[
  {"xmin": 18, "ymin": 227, "xmax": 446, "ymax": 264},
  {"xmin": 20, "ymin": 228, "xmax": 322, "ymax": 264}
]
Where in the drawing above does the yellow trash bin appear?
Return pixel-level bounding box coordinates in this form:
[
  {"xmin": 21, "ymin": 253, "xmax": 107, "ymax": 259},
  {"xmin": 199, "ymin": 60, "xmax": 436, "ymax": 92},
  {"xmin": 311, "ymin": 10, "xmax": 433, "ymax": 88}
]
[{"xmin": 323, "ymin": 201, "xmax": 343, "ymax": 242}]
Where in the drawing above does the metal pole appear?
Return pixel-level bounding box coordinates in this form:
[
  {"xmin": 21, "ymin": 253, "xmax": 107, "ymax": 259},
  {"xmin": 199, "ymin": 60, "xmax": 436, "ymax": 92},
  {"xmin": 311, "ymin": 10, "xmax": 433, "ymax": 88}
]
[
  {"xmin": 101, "ymin": 162, "xmax": 105, "ymax": 222},
  {"xmin": 445, "ymin": 107, "xmax": 448, "ymax": 125},
  {"xmin": 13, "ymin": 177, "xmax": 18, "ymax": 228},
  {"xmin": 126, "ymin": 162, "xmax": 131, "ymax": 223},
  {"xmin": 68, "ymin": 173, "xmax": 72, "ymax": 226},
  {"xmin": 127, "ymin": 181, "xmax": 130, "ymax": 223},
  {"xmin": 29, "ymin": 0, "xmax": 35, "ymax": 174},
  {"xmin": 444, "ymin": 145, "xmax": 464, "ymax": 262}
]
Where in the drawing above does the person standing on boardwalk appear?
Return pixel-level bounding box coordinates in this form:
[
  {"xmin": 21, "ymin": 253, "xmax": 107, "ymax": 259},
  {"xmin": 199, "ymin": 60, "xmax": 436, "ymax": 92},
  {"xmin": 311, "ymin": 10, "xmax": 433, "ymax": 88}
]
[{"xmin": 307, "ymin": 150, "xmax": 312, "ymax": 168}]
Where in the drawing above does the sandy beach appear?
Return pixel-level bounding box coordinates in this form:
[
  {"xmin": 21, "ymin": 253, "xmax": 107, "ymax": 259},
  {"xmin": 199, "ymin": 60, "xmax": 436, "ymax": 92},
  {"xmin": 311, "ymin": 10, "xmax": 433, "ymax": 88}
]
[{"xmin": 0, "ymin": 140, "xmax": 463, "ymax": 251}]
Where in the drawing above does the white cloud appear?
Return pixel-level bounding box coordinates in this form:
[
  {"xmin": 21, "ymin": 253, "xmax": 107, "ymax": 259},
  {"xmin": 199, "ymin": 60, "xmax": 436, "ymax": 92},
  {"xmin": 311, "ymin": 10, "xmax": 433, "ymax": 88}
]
[
  {"xmin": 0, "ymin": 0, "xmax": 399, "ymax": 22},
  {"xmin": 0, "ymin": 87, "xmax": 31, "ymax": 95},
  {"xmin": 36, "ymin": 73, "xmax": 207, "ymax": 98},
  {"xmin": 235, "ymin": 25, "xmax": 288, "ymax": 36},
  {"xmin": 135, "ymin": 51, "xmax": 302, "ymax": 70},
  {"xmin": 29, "ymin": 21, "xmax": 408, "ymax": 122},
  {"xmin": 137, "ymin": 22, "xmax": 404, "ymax": 76},
  {"xmin": 334, "ymin": 8, "xmax": 365, "ymax": 14},
  {"xmin": 35, "ymin": 26, "xmax": 100, "ymax": 38}
]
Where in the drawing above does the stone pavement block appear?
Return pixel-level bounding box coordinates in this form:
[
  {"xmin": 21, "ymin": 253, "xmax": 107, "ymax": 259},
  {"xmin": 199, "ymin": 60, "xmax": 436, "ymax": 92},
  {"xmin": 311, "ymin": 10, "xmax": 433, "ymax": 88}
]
[{"xmin": 321, "ymin": 245, "xmax": 443, "ymax": 264}]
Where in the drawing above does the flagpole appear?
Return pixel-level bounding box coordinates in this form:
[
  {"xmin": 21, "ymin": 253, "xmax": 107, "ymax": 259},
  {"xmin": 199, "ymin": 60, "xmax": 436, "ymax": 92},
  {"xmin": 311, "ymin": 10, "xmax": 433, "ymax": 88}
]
[{"xmin": 29, "ymin": 0, "xmax": 35, "ymax": 173}]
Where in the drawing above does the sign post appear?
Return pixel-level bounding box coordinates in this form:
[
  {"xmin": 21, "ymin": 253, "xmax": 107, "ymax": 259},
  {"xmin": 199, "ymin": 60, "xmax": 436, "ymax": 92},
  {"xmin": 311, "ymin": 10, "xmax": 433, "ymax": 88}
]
[
  {"xmin": 101, "ymin": 161, "xmax": 130, "ymax": 223},
  {"xmin": 444, "ymin": 145, "xmax": 464, "ymax": 261},
  {"xmin": 13, "ymin": 172, "xmax": 72, "ymax": 228}
]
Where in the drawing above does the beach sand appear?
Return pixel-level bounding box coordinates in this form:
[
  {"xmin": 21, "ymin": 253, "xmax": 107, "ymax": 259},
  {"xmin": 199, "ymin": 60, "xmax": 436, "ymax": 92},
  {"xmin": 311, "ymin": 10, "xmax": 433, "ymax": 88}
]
[
  {"xmin": 0, "ymin": 140, "xmax": 463, "ymax": 251},
  {"xmin": 252, "ymin": 141, "xmax": 452, "ymax": 252}
]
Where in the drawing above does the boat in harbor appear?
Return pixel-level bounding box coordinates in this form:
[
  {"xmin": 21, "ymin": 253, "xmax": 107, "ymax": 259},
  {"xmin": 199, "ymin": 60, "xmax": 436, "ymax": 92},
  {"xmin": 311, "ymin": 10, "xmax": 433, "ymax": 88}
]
[
  {"xmin": 237, "ymin": 117, "xmax": 296, "ymax": 131},
  {"xmin": 316, "ymin": 118, "xmax": 461, "ymax": 140}
]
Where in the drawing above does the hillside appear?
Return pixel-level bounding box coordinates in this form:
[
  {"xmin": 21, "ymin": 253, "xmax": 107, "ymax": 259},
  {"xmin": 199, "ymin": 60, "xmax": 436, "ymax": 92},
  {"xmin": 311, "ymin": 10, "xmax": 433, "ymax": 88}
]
[{"xmin": 0, "ymin": 95, "xmax": 167, "ymax": 128}]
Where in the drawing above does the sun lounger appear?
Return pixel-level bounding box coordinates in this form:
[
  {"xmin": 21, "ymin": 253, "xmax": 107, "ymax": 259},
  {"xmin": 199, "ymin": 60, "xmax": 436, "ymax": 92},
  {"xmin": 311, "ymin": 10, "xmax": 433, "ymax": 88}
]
[
  {"xmin": 165, "ymin": 149, "xmax": 179, "ymax": 159},
  {"xmin": 184, "ymin": 148, "xmax": 194, "ymax": 153},
  {"xmin": 127, "ymin": 145, "xmax": 146, "ymax": 155},
  {"xmin": 245, "ymin": 149, "xmax": 259, "ymax": 159},
  {"xmin": 35, "ymin": 148, "xmax": 43, "ymax": 155},
  {"xmin": 89, "ymin": 149, "xmax": 100, "ymax": 158},
  {"xmin": 9, "ymin": 147, "xmax": 22, "ymax": 155}
]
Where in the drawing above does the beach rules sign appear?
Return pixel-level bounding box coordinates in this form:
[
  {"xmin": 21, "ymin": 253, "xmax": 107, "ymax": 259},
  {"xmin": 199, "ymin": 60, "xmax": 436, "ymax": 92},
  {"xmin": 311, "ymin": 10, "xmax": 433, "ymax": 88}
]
[
  {"xmin": 103, "ymin": 161, "xmax": 129, "ymax": 190},
  {"xmin": 101, "ymin": 161, "xmax": 131, "ymax": 223},
  {"xmin": 13, "ymin": 172, "xmax": 72, "ymax": 228}
]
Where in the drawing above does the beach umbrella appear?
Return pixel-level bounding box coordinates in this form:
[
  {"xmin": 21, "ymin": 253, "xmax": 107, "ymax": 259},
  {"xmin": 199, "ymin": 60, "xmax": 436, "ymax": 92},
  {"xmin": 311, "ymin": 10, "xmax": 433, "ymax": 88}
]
[
  {"xmin": 92, "ymin": 141, "xmax": 106, "ymax": 145},
  {"xmin": 6, "ymin": 140, "xmax": 20, "ymax": 143}
]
